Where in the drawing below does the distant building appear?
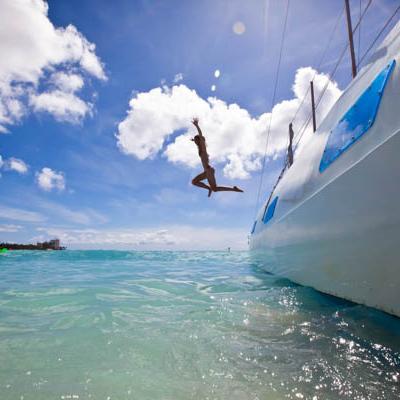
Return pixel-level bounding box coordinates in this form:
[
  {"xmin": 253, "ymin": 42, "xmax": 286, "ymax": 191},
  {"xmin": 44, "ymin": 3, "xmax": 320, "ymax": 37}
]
[
  {"xmin": 49, "ymin": 239, "xmax": 60, "ymax": 250},
  {"xmin": 36, "ymin": 239, "xmax": 60, "ymax": 250}
]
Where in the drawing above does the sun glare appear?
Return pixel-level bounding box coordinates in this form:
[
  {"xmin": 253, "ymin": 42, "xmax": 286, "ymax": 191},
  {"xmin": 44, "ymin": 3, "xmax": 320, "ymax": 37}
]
[{"xmin": 232, "ymin": 21, "xmax": 246, "ymax": 35}]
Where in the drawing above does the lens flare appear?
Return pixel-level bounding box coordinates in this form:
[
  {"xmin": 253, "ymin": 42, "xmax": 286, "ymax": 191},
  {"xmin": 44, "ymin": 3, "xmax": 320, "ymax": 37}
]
[{"xmin": 233, "ymin": 21, "xmax": 246, "ymax": 35}]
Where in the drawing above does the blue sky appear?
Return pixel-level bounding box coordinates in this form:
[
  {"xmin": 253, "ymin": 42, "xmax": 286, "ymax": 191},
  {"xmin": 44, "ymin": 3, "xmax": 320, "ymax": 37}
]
[{"xmin": 0, "ymin": 0, "xmax": 398, "ymax": 249}]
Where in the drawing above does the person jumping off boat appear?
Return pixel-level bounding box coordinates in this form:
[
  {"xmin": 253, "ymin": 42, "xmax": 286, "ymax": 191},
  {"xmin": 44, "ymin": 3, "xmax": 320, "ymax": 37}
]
[{"xmin": 191, "ymin": 118, "xmax": 243, "ymax": 197}]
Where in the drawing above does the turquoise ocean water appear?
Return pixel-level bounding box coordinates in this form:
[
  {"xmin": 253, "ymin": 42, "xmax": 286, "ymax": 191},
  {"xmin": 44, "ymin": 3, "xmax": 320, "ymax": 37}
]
[{"xmin": 0, "ymin": 250, "xmax": 399, "ymax": 400}]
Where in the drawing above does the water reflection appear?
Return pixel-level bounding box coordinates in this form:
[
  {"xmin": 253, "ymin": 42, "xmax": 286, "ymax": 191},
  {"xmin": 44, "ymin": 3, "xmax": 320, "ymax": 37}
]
[{"xmin": 0, "ymin": 250, "xmax": 399, "ymax": 400}]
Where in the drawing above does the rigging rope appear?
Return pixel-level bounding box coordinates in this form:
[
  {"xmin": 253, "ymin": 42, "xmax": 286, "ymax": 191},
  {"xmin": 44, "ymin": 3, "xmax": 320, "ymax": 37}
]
[
  {"xmin": 290, "ymin": 5, "xmax": 345, "ymax": 127},
  {"xmin": 358, "ymin": 0, "xmax": 362, "ymax": 66},
  {"xmin": 253, "ymin": 0, "xmax": 290, "ymax": 220},
  {"xmin": 252, "ymin": 0, "xmax": 397, "ymax": 221},
  {"xmin": 277, "ymin": 5, "xmax": 346, "ymax": 177},
  {"xmin": 358, "ymin": 3, "xmax": 400, "ymax": 67},
  {"xmin": 292, "ymin": 0, "xmax": 373, "ymax": 152},
  {"xmin": 257, "ymin": 0, "xmax": 374, "ymax": 214}
]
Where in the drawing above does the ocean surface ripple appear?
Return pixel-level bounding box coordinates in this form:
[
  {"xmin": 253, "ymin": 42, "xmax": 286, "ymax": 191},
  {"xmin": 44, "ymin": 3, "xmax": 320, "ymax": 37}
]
[{"xmin": 0, "ymin": 250, "xmax": 399, "ymax": 400}]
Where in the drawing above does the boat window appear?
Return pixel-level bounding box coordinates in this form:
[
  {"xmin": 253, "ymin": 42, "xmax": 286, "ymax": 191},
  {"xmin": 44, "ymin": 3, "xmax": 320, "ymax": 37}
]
[
  {"xmin": 319, "ymin": 60, "xmax": 395, "ymax": 172},
  {"xmin": 263, "ymin": 197, "xmax": 278, "ymax": 224}
]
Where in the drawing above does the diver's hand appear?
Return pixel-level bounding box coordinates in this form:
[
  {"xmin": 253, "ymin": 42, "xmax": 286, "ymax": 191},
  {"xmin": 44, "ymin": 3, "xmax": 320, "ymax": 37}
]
[{"xmin": 192, "ymin": 118, "xmax": 199, "ymax": 126}]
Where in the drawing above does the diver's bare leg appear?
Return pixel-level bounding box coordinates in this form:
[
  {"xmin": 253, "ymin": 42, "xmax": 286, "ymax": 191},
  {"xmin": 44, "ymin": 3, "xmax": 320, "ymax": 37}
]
[
  {"xmin": 193, "ymin": 181, "xmax": 211, "ymax": 190},
  {"xmin": 206, "ymin": 167, "xmax": 243, "ymax": 193},
  {"xmin": 213, "ymin": 186, "xmax": 243, "ymax": 192},
  {"xmin": 192, "ymin": 171, "xmax": 212, "ymax": 196}
]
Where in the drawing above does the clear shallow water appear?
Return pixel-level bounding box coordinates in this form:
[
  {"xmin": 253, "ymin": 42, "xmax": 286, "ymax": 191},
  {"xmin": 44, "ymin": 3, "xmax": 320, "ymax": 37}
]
[{"xmin": 0, "ymin": 251, "xmax": 399, "ymax": 400}]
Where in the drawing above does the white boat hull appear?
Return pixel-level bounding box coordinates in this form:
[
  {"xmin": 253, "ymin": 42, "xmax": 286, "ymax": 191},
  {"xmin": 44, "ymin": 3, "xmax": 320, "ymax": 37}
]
[
  {"xmin": 251, "ymin": 128, "xmax": 400, "ymax": 316},
  {"xmin": 250, "ymin": 21, "xmax": 400, "ymax": 317}
]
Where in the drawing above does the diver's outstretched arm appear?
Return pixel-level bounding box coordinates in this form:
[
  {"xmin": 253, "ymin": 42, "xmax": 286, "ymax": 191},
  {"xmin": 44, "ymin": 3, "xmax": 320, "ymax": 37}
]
[{"xmin": 192, "ymin": 118, "xmax": 204, "ymax": 137}]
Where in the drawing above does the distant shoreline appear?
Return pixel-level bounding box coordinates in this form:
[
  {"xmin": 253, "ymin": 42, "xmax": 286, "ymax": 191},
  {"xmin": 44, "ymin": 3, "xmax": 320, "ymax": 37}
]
[{"xmin": 0, "ymin": 240, "xmax": 66, "ymax": 251}]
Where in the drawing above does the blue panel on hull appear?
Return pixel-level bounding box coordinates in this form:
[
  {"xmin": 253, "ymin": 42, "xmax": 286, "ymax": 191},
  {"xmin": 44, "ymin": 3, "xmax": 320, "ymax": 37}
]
[
  {"xmin": 263, "ymin": 197, "xmax": 278, "ymax": 224},
  {"xmin": 319, "ymin": 60, "xmax": 395, "ymax": 173},
  {"xmin": 250, "ymin": 221, "xmax": 257, "ymax": 234}
]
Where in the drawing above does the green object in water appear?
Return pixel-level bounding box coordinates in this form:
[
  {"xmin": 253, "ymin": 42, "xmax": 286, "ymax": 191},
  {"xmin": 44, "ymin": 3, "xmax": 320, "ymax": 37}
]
[{"xmin": 0, "ymin": 248, "xmax": 8, "ymax": 253}]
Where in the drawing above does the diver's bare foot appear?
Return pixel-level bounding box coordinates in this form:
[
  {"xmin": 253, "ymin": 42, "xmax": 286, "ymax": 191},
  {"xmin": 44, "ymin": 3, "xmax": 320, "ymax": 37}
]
[{"xmin": 233, "ymin": 186, "xmax": 243, "ymax": 192}]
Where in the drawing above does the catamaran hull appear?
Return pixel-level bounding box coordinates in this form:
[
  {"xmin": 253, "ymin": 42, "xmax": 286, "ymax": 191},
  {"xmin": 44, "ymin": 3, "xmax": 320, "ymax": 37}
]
[{"xmin": 250, "ymin": 128, "xmax": 400, "ymax": 317}]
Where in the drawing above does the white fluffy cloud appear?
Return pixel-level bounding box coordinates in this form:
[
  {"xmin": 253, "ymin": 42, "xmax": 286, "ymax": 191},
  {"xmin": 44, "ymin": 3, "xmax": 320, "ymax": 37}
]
[
  {"xmin": 51, "ymin": 72, "xmax": 85, "ymax": 92},
  {"xmin": 116, "ymin": 68, "xmax": 341, "ymax": 179},
  {"xmin": 30, "ymin": 90, "xmax": 91, "ymax": 123},
  {"xmin": 4, "ymin": 157, "xmax": 28, "ymax": 174},
  {"xmin": 173, "ymin": 73, "xmax": 183, "ymax": 83},
  {"xmin": 0, "ymin": 0, "xmax": 106, "ymax": 131},
  {"xmin": 0, "ymin": 155, "xmax": 29, "ymax": 174},
  {"xmin": 36, "ymin": 167, "xmax": 65, "ymax": 191}
]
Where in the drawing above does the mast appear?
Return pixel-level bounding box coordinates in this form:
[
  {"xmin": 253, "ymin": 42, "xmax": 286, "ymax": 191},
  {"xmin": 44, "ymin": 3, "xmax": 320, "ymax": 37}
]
[
  {"xmin": 288, "ymin": 123, "xmax": 294, "ymax": 167},
  {"xmin": 310, "ymin": 81, "xmax": 317, "ymax": 132},
  {"xmin": 345, "ymin": 0, "xmax": 357, "ymax": 78}
]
